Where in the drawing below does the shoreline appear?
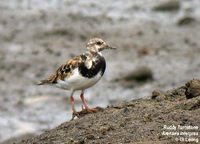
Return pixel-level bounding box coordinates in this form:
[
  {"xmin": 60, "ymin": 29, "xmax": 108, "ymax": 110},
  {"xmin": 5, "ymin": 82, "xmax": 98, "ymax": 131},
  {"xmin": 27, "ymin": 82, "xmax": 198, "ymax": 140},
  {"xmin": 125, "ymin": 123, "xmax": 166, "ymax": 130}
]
[{"xmin": 5, "ymin": 79, "xmax": 199, "ymax": 144}]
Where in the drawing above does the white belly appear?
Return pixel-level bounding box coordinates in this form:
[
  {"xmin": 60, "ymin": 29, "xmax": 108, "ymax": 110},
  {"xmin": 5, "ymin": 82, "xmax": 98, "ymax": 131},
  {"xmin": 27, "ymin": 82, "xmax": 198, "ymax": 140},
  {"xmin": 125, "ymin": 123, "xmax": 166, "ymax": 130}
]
[{"xmin": 55, "ymin": 68, "xmax": 102, "ymax": 91}]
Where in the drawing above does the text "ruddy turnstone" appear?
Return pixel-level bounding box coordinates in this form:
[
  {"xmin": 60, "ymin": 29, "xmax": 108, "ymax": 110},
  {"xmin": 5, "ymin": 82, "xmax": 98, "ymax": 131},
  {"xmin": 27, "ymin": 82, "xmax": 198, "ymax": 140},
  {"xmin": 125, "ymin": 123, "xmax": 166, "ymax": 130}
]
[{"xmin": 38, "ymin": 38, "xmax": 116, "ymax": 119}]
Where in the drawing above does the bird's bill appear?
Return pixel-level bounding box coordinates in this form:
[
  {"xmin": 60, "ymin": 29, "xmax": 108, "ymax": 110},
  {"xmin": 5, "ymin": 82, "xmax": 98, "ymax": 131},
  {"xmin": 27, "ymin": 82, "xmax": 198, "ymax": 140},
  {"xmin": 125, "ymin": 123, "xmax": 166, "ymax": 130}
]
[
  {"xmin": 99, "ymin": 44, "xmax": 116, "ymax": 51},
  {"xmin": 105, "ymin": 45, "xmax": 117, "ymax": 50}
]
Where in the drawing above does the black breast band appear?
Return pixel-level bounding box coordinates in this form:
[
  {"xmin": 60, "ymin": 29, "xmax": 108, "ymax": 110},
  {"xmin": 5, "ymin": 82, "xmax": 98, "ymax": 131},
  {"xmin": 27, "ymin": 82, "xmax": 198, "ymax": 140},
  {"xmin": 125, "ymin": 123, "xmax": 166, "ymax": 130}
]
[{"xmin": 78, "ymin": 55, "xmax": 106, "ymax": 78}]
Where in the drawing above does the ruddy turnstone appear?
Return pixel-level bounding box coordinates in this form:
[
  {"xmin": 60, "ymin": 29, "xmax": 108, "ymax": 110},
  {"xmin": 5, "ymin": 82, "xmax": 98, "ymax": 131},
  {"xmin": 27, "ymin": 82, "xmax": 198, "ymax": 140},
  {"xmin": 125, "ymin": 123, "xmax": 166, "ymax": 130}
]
[{"xmin": 38, "ymin": 38, "xmax": 115, "ymax": 118}]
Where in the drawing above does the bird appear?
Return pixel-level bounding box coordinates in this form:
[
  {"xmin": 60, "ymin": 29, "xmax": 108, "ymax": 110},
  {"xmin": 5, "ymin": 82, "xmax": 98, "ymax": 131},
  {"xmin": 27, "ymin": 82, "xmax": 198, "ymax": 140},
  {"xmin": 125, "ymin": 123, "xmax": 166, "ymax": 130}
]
[{"xmin": 37, "ymin": 38, "xmax": 116, "ymax": 118}]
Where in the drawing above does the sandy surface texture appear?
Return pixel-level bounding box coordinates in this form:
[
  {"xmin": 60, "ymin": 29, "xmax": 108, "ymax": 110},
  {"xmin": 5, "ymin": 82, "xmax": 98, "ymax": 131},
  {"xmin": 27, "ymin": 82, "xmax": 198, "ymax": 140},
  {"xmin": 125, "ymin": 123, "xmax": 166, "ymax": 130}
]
[
  {"xmin": 0, "ymin": 0, "xmax": 200, "ymax": 142},
  {"xmin": 12, "ymin": 79, "xmax": 200, "ymax": 144}
]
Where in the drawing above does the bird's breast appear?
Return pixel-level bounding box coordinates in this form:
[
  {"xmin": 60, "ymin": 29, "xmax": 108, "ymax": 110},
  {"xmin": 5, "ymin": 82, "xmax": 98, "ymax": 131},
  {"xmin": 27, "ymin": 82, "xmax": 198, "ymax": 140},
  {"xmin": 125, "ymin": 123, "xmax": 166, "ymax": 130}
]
[
  {"xmin": 78, "ymin": 55, "xmax": 106, "ymax": 78},
  {"xmin": 56, "ymin": 68, "xmax": 102, "ymax": 90}
]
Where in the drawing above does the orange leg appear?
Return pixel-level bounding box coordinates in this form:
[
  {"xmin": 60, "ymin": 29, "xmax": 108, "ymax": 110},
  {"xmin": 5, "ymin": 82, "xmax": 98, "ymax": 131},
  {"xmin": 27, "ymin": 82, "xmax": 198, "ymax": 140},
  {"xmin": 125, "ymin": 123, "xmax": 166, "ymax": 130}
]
[
  {"xmin": 69, "ymin": 91, "xmax": 77, "ymax": 114},
  {"xmin": 80, "ymin": 90, "xmax": 97, "ymax": 112},
  {"xmin": 70, "ymin": 95, "xmax": 76, "ymax": 113},
  {"xmin": 70, "ymin": 91, "xmax": 81, "ymax": 120}
]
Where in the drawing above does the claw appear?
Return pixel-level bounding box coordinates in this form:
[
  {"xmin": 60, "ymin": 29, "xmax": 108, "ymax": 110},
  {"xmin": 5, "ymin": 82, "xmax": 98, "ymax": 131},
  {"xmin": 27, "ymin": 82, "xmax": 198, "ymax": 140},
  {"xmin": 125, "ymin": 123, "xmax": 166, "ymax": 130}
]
[
  {"xmin": 85, "ymin": 108, "xmax": 98, "ymax": 113},
  {"xmin": 71, "ymin": 111, "xmax": 80, "ymax": 121},
  {"xmin": 70, "ymin": 106, "xmax": 104, "ymax": 120}
]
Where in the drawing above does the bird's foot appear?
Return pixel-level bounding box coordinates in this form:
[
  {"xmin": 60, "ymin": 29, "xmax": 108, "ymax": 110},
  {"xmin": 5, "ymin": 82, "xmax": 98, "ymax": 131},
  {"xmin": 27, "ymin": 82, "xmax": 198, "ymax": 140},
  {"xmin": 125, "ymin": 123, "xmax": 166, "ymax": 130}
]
[
  {"xmin": 71, "ymin": 107, "xmax": 104, "ymax": 120},
  {"xmin": 82, "ymin": 106, "xmax": 99, "ymax": 113},
  {"xmin": 71, "ymin": 111, "xmax": 80, "ymax": 121}
]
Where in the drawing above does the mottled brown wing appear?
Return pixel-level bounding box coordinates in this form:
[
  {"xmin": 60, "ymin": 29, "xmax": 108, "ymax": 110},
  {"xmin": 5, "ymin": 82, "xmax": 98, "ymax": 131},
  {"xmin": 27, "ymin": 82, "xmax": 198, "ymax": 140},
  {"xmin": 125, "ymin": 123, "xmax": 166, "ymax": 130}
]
[{"xmin": 37, "ymin": 55, "xmax": 86, "ymax": 85}]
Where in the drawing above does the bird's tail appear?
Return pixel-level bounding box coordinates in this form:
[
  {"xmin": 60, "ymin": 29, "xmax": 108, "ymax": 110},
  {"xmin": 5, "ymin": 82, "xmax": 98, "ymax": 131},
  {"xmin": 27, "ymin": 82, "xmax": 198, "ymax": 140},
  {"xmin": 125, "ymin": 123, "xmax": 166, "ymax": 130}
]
[
  {"xmin": 37, "ymin": 74, "xmax": 57, "ymax": 85},
  {"xmin": 36, "ymin": 80, "xmax": 50, "ymax": 85}
]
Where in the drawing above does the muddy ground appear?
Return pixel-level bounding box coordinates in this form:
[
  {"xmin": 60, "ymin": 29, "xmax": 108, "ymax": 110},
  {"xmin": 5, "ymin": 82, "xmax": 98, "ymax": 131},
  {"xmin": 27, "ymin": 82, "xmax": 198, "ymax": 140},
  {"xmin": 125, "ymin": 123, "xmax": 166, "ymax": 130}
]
[
  {"xmin": 10, "ymin": 79, "xmax": 200, "ymax": 144},
  {"xmin": 0, "ymin": 0, "xmax": 200, "ymax": 143}
]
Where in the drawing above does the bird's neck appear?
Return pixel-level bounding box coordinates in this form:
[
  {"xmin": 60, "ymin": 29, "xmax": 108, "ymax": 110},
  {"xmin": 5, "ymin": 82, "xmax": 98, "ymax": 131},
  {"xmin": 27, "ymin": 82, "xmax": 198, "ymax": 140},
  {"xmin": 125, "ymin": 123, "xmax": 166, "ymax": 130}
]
[{"xmin": 87, "ymin": 50, "xmax": 102, "ymax": 57}]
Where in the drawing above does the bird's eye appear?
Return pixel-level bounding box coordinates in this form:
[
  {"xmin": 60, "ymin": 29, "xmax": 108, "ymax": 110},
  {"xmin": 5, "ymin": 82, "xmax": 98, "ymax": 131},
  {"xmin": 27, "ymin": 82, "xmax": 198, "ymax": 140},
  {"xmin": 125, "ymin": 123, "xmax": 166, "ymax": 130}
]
[{"xmin": 96, "ymin": 41, "xmax": 102, "ymax": 45}]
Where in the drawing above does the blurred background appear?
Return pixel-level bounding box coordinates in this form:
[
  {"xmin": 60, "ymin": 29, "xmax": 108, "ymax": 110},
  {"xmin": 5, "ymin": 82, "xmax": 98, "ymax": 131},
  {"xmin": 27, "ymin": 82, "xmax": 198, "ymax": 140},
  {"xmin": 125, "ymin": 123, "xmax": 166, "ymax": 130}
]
[{"xmin": 0, "ymin": 0, "xmax": 200, "ymax": 143}]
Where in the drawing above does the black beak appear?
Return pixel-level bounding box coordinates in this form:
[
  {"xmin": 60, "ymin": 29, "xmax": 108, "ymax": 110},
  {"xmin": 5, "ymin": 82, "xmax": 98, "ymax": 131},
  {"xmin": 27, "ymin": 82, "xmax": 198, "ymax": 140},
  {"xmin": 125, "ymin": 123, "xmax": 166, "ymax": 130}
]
[{"xmin": 106, "ymin": 45, "xmax": 117, "ymax": 50}]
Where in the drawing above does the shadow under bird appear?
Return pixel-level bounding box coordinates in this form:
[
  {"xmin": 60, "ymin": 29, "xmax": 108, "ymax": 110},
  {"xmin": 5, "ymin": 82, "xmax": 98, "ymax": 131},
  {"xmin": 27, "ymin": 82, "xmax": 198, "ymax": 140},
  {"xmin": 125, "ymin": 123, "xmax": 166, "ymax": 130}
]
[{"xmin": 38, "ymin": 38, "xmax": 116, "ymax": 119}]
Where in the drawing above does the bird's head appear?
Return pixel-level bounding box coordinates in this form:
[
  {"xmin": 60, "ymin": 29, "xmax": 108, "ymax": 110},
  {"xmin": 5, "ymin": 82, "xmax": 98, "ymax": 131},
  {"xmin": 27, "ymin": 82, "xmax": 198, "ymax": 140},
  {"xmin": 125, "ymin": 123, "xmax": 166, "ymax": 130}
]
[{"xmin": 86, "ymin": 38, "xmax": 116, "ymax": 53}]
